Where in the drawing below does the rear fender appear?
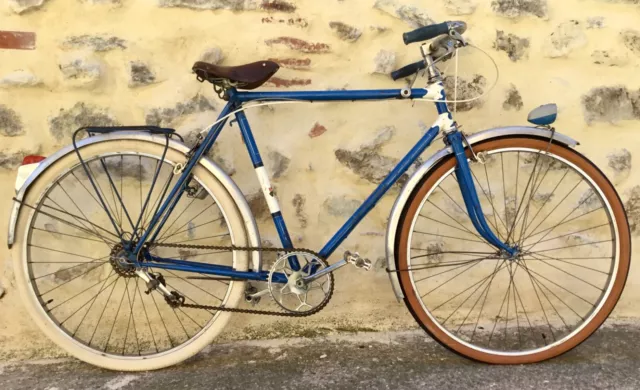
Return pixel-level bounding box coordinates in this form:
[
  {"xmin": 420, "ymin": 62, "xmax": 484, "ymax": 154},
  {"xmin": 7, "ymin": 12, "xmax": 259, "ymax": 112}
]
[{"xmin": 7, "ymin": 132, "xmax": 262, "ymax": 272}]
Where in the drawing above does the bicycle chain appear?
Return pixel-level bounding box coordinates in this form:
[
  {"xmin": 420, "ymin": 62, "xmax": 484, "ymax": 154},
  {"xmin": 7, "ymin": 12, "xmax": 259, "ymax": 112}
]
[{"xmin": 151, "ymin": 242, "xmax": 334, "ymax": 317}]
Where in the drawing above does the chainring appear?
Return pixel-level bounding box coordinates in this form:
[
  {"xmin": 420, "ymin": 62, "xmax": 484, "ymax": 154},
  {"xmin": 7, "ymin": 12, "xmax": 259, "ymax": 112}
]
[{"xmin": 151, "ymin": 242, "xmax": 335, "ymax": 317}]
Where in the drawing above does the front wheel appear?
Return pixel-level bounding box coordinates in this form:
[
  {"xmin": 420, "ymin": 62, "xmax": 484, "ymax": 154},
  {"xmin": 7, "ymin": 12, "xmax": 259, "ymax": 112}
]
[
  {"xmin": 396, "ymin": 136, "xmax": 630, "ymax": 364},
  {"xmin": 12, "ymin": 138, "xmax": 250, "ymax": 371}
]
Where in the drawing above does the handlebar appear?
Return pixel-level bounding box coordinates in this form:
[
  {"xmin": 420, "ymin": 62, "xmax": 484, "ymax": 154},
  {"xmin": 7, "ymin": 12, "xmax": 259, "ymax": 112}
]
[
  {"xmin": 390, "ymin": 60, "xmax": 426, "ymax": 81},
  {"xmin": 402, "ymin": 22, "xmax": 450, "ymax": 45},
  {"xmin": 391, "ymin": 20, "xmax": 467, "ymax": 80}
]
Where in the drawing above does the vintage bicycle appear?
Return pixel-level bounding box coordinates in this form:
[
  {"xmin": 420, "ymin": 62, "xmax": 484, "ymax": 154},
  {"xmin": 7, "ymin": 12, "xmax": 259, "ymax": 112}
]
[{"xmin": 8, "ymin": 21, "xmax": 630, "ymax": 370}]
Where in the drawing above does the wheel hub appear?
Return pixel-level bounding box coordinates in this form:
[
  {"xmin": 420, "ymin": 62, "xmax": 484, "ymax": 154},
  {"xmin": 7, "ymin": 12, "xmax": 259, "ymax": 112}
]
[{"xmin": 109, "ymin": 244, "xmax": 137, "ymax": 277}]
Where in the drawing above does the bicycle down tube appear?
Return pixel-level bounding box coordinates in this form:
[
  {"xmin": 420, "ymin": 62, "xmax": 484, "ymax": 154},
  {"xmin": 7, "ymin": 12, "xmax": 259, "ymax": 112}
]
[{"xmin": 133, "ymin": 85, "xmax": 515, "ymax": 281}]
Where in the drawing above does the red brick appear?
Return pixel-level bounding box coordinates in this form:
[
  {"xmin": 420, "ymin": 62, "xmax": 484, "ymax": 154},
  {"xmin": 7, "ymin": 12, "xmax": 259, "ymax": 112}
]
[
  {"xmin": 265, "ymin": 37, "xmax": 330, "ymax": 53},
  {"xmin": 308, "ymin": 122, "xmax": 327, "ymax": 138},
  {"xmin": 268, "ymin": 57, "xmax": 311, "ymax": 70},
  {"xmin": 0, "ymin": 31, "xmax": 36, "ymax": 50},
  {"xmin": 266, "ymin": 77, "xmax": 312, "ymax": 88}
]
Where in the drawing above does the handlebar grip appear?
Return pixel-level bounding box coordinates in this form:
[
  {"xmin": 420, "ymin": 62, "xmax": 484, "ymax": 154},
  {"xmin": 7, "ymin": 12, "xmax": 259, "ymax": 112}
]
[
  {"xmin": 403, "ymin": 22, "xmax": 450, "ymax": 45},
  {"xmin": 390, "ymin": 60, "xmax": 427, "ymax": 81}
]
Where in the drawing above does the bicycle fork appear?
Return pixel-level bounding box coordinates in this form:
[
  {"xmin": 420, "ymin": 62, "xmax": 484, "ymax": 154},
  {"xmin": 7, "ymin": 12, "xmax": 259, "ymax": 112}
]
[{"xmin": 446, "ymin": 131, "xmax": 518, "ymax": 257}]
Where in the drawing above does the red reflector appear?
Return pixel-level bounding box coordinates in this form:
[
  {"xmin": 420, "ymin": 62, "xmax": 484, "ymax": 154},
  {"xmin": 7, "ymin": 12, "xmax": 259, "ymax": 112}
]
[{"xmin": 22, "ymin": 155, "xmax": 45, "ymax": 165}]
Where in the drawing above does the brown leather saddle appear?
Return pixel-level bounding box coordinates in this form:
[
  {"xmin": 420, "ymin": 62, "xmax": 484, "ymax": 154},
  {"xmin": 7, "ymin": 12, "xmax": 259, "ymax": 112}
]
[{"xmin": 192, "ymin": 60, "xmax": 279, "ymax": 90}]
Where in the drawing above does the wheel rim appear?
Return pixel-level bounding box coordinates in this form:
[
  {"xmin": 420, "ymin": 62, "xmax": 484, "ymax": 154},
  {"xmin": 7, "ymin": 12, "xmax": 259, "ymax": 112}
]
[
  {"xmin": 25, "ymin": 152, "xmax": 237, "ymax": 358},
  {"xmin": 404, "ymin": 144, "xmax": 621, "ymax": 357}
]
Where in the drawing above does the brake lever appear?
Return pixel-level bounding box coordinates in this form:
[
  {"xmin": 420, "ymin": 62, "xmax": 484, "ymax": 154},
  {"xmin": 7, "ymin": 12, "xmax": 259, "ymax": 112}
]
[{"xmin": 449, "ymin": 29, "xmax": 468, "ymax": 47}]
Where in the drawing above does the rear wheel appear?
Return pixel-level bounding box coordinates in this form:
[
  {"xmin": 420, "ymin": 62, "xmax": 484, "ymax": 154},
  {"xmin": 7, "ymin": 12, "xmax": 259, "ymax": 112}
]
[
  {"xmin": 396, "ymin": 136, "xmax": 630, "ymax": 364},
  {"xmin": 12, "ymin": 139, "xmax": 250, "ymax": 371}
]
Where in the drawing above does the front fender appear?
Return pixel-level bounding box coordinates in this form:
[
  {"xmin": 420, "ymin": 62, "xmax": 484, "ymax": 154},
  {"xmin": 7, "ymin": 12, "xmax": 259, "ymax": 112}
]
[
  {"xmin": 7, "ymin": 132, "xmax": 262, "ymax": 272},
  {"xmin": 385, "ymin": 126, "xmax": 579, "ymax": 301}
]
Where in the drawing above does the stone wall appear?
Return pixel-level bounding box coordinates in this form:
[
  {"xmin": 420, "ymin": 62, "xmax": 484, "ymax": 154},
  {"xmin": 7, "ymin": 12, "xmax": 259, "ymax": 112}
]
[{"xmin": 1, "ymin": 0, "xmax": 640, "ymax": 359}]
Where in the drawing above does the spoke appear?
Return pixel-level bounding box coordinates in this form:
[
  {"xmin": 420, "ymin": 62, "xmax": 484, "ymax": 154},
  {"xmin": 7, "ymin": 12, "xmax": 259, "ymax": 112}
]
[
  {"xmin": 29, "ymin": 243, "xmax": 108, "ymax": 262},
  {"xmin": 435, "ymin": 260, "xmax": 509, "ymax": 316},
  {"xmin": 519, "ymin": 260, "xmax": 577, "ymax": 330},
  {"xmin": 99, "ymin": 158, "xmax": 136, "ymax": 232},
  {"xmin": 426, "ymin": 199, "xmax": 487, "ymax": 242},
  {"xmin": 163, "ymin": 216, "xmax": 224, "ymax": 239},
  {"xmin": 501, "ymin": 153, "xmax": 508, "ymax": 237},
  {"xmin": 71, "ymin": 270, "xmax": 118, "ymax": 337},
  {"xmin": 511, "ymin": 272, "xmax": 537, "ymax": 348},
  {"xmin": 120, "ymin": 155, "xmax": 124, "ymax": 226},
  {"xmin": 517, "ymin": 261, "xmax": 595, "ymax": 307},
  {"xmin": 520, "ymin": 169, "xmax": 570, "ymax": 240},
  {"xmin": 88, "ymin": 276, "xmax": 121, "ymax": 347},
  {"xmin": 46, "ymin": 270, "xmax": 117, "ymax": 312},
  {"xmin": 45, "ymin": 195, "xmax": 114, "ymax": 248},
  {"xmin": 521, "ymin": 252, "xmax": 611, "ymax": 274},
  {"xmin": 141, "ymin": 162, "xmax": 173, "ymax": 230},
  {"xmin": 515, "ymin": 154, "xmax": 555, "ymax": 245},
  {"xmin": 413, "ymin": 231, "xmax": 488, "ymax": 244},
  {"xmin": 71, "ymin": 171, "xmax": 121, "ymax": 228},
  {"xmin": 488, "ymin": 266, "xmax": 513, "ymax": 346},
  {"xmin": 137, "ymin": 280, "xmax": 159, "ymax": 353},
  {"xmin": 154, "ymin": 197, "xmax": 201, "ymax": 242},
  {"xmin": 471, "ymin": 165, "xmax": 509, "ymax": 236},
  {"xmin": 421, "ymin": 260, "xmax": 484, "ymax": 298},
  {"xmin": 524, "ymin": 184, "xmax": 597, "ymax": 252},
  {"xmin": 104, "ymin": 278, "xmax": 131, "ymax": 352},
  {"xmin": 123, "ymin": 277, "xmax": 141, "ymax": 356},
  {"xmin": 157, "ymin": 201, "xmax": 218, "ymax": 244},
  {"xmin": 522, "ymin": 223, "xmax": 610, "ymax": 248},
  {"xmin": 36, "ymin": 260, "xmax": 109, "ymax": 296},
  {"xmin": 526, "ymin": 253, "xmax": 605, "ymax": 291},
  {"xmin": 418, "ymin": 214, "xmax": 486, "ymax": 238},
  {"xmin": 86, "ymin": 163, "xmax": 123, "ymax": 236},
  {"xmin": 527, "ymin": 239, "xmax": 612, "ymax": 254},
  {"xmin": 436, "ymin": 182, "xmax": 502, "ymax": 239},
  {"xmin": 524, "ymin": 207, "xmax": 604, "ymax": 241},
  {"xmin": 470, "ymin": 259, "xmax": 505, "ymax": 343},
  {"xmin": 35, "ymin": 199, "xmax": 119, "ymax": 242},
  {"xmin": 32, "ymin": 227, "xmax": 106, "ymax": 244},
  {"xmin": 150, "ymin": 292, "xmax": 175, "ymax": 348},
  {"xmin": 456, "ymin": 259, "xmax": 503, "ymax": 334},
  {"xmin": 57, "ymin": 273, "xmax": 119, "ymax": 327},
  {"xmin": 505, "ymin": 151, "xmax": 543, "ymax": 243},
  {"xmin": 414, "ymin": 256, "xmax": 496, "ymax": 283},
  {"xmin": 519, "ymin": 257, "xmax": 555, "ymax": 343}
]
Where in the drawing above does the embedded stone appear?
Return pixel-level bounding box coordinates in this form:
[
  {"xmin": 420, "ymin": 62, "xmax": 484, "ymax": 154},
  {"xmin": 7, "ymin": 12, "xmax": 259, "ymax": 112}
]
[
  {"xmin": 577, "ymin": 188, "xmax": 601, "ymax": 213},
  {"xmin": 128, "ymin": 61, "xmax": 156, "ymax": 88},
  {"xmin": 587, "ymin": 16, "xmax": 605, "ymax": 29},
  {"xmin": 0, "ymin": 105, "xmax": 24, "ymax": 137},
  {"xmin": 445, "ymin": 0, "xmax": 477, "ymax": 15},
  {"xmin": 323, "ymin": 196, "xmax": 362, "ymax": 217},
  {"xmin": 374, "ymin": 0, "xmax": 434, "ymax": 28},
  {"xmin": 265, "ymin": 37, "xmax": 330, "ymax": 53},
  {"xmin": 366, "ymin": 126, "xmax": 395, "ymax": 149},
  {"xmin": 373, "ymin": 50, "xmax": 396, "ymax": 75},
  {"xmin": 200, "ymin": 47, "xmax": 224, "ymax": 65},
  {"xmin": 443, "ymin": 74, "xmax": 486, "ymax": 112},
  {"xmin": 79, "ymin": 0, "xmax": 121, "ymax": 3},
  {"xmin": 9, "ymin": 0, "xmax": 47, "ymax": 14},
  {"xmin": 157, "ymin": 0, "xmax": 258, "ymax": 10},
  {"xmin": 493, "ymin": 30, "xmax": 530, "ymax": 61},
  {"xmin": 335, "ymin": 148, "xmax": 397, "ymax": 185},
  {"xmin": 208, "ymin": 143, "xmax": 236, "ymax": 176},
  {"xmin": 543, "ymin": 20, "xmax": 587, "ymax": 58},
  {"xmin": 145, "ymin": 94, "xmax": 215, "ymax": 127},
  {"xmin": 268, "ymin": 57, "xmax": 311, "ymax": 70},
  {"xmin": 268, "ymin": 150, "xmax": 290, "ymax": 179},
  {"xmin": 370, "ymin": 26, "xmax": 389, "ymax": 33},
  {"xmin": 265, "ymin": 77, "xmax": 312, "ymax": 88},
  {"xmin": 491, "ymin": 0, "xmax": 547, "ymax": 18},
  {"xmin": 591, "ymin": 50, "xmax": 630, "ymax": 66},
  {"xmin": 308, "ymin": 122, "xmax": 327, "ymax": 138},
  {"xmin": 625, "ymin": 186, "xmax": 640, "ymax": 235},
  {"xmin": 581, "ymin": 86, "xmax": 640, "ymax": 124},
  {"xmin": 0, "ymin": 70, "xmax": 41, "ymax": 88},
  {"xmin": 621, "ymin": 29, "xmax": 640, "ymax": 54},
  {"xmin": 49, "ymin": 102, "xmax": 119, "ymax": 142},
  {"xmin": 329, "ymin": 22, "xmax": 362, "ymax": 42},
  {"xmin": 0, "ymin": 284, "xmax": 4, "ymax": 299},
  {"xmin": 260, "ymin": 0, "xmax": 295, "ymax": 12},
  {"xmin": 60, "ymin": 35, "xmax": 127, "ymax": 52},
  {"xmin": 292, "ymin": 194, "xmax": 308, "ymax": 228},
  {"xmin": 58, "ymin": 55, "xmax": 102, "ymax": 87},
  {"xmin": 607, "ymin": 149, "xmax": 632, "ymax": 173},
  {"xmin": 503, "ymin": 84, "xmax": 523, "ymax": 111},
  {"xmin": 247, "ymin": 192, "xmax": 270, "ymax": 220}
]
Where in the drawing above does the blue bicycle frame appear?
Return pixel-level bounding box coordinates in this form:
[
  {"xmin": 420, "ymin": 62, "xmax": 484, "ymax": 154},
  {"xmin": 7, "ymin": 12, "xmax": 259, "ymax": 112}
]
[{"xmin": 129, "ymin": 83, "xmax": 515, "ymax": 284}]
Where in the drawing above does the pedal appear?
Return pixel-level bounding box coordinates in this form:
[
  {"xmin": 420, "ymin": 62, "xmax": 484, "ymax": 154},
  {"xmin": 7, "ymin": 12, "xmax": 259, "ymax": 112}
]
[{"xmin": 345, "ymin": 251, "xmax": 372, "ymax": 271}]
